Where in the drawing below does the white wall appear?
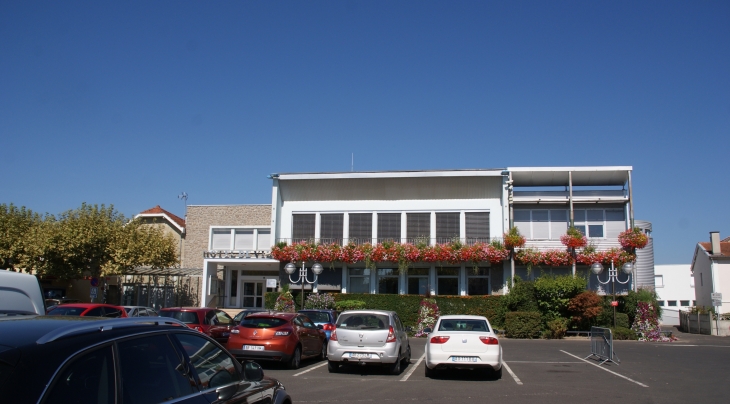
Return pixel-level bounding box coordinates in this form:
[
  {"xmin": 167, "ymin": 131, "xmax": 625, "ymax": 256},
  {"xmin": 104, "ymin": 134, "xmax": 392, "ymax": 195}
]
[{"xmin": 654, "ymin": 264, "xmax": 695, "ymax": 325}]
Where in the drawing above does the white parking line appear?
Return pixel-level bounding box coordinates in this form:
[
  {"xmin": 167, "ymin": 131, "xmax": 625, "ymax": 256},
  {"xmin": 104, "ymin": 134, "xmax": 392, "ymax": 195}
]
[
  {"xmin": 560, "ymin": 350, "xmax": 648, "ymax": 387},
  {"xmin": 400, "ymin": 353, "xmax": 426, "ymax": 381},
  {"xmin": 502, "ymin": 362, "xmax": 523, "ymax": 385},
  {"xmin": 293, "ymin": 361, "xmax": 328, "ymax": 377}
]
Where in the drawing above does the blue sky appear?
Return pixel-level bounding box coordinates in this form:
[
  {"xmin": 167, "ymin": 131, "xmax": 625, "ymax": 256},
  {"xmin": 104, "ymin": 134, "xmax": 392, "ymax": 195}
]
[{"xmin": 1, "ymin": 1, "xmax": 728, "ymax": 264}]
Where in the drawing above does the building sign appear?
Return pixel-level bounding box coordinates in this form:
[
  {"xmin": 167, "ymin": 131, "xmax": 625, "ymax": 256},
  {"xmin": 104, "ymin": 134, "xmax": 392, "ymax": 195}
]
[{"xmin": 203, "ymin": 250, "xmax": 273, "ymax": 259}]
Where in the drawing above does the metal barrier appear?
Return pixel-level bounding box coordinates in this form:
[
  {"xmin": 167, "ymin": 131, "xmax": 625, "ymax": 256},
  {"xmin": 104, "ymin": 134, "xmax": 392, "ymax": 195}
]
[{"xmin": 585, "ymin": 326, "xmax": 620, "ymax": 365}]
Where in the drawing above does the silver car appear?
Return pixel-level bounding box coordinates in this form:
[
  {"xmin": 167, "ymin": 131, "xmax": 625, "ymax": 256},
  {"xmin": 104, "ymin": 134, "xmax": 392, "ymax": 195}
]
[{"xmin": 326, "ymin": 310, "xmax": 411, "ymax": 374}]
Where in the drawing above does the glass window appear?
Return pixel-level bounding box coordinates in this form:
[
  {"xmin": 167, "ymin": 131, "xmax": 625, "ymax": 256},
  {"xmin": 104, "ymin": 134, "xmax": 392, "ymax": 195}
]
[
  {"xmin": 465, "ymin": 212, "xmax": 490, "ymax": 244},
  {"xmin": 240, "ymin": 317, "xmax": 288, "ymax": 328},
  {"xmin": 587, "ymin": 210, "xmax": 604, "ymax": 221},
  {"xmin": 215, "ymin": 311, "xmax": 233, "ymax": 325},
  {"xmin": 588, "ymin": 225, "xmax": 604, "ymax": 238},
  {"xmin": 668, "ymin": 301, "xmax": 677, "ymax": 307},
  {"xmin": 160, "ymin": 310, "xmax": 199, "ymax": 324},
  {"xmin": 680, "ymin": 300, "xmax": 690, "ymax": 306},
  {"xmin": 378, "ymin": 268, "xmax": 399, "ymax": 294},
  {"xmin": 348, "ymin": 213, "xmax": 373, "ymax": 244},
  {"xmin": 292, "ymin": 214, "xmax": 316, "ymax": 243},
  {"xmin": 436, "ymin": 212, "xmax": 460, "ymax": 242},
  {"xmin": 605, "ymin": 209, "xmax": 625, "ymax": 221},
  {"xmin": 229, "ymin": 270, "xmax": 238, "ymax": 306},
  {"xmin": 320, "ymin": 214, "xmax": 344, "ymax": 245},
  {"xmin": 349, "ymin": 268, "xmax": 370, "ymax": 293},
  {"xmin": 407, "ymin": 213, "xmax": 430, "ymax": 242},
  {"xmin": 337, "ymin": 313, "xmax": 389, "ymax": 329},
  {"xmin": 85, "ymin": 307, "xmax": 103, "ymax": 317},
  {"xmin": 408, "ymin": 267, "xmax": 429, "ymax": 295},
  {"xmin": 118, "ymin": 335, "xmax": 196, "ymax": 403},
  {"xmin": 175, "ymin": 333, "xmax": 239, "ymax": 389},
  {"xmin": 438, "ymin": 319, "xmax": 490, "ymax": 332},
  {"xmin": 377, "ymin": 213, "xmax": 401, "ymax": 242},
  {"xmin": 467, "ymin": 267, "xmax": 489, "ymax": 296},
  {"xmin": 437, "ymin": 267, "xmax": 459, "ymax": 295},
  {"xmin": 658, "ymin": 300, "xmax": 665, "ymax": 306},
  {"xmin": 45, "ymin": 345, "xmax": 115, "ymax": 404}
]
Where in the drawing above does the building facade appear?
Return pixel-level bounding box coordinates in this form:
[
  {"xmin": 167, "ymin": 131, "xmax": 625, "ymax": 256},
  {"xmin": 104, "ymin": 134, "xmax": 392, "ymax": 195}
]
[{"xmin": 691, "ymin": 231, "xmax": 730, "ymax": 312}]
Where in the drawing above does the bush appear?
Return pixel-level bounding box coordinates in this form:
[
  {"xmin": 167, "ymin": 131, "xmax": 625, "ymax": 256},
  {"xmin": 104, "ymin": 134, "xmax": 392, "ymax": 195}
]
[
  {"xmin": 543, "ymin": 318, "xmax": 568, "ymax": 339},
  {"xmin": 595, "ymin": 307, "xmax": 630, "ymax": 329},
  {"xmin": 335, "ymin": 300, "xmax": 366, "ymax": 311},
  {"xmin": 505, "ymin": 311, "xmax": 542, "ymax": 339},
  {"xmin": 567, "ymin": 291, "xmax": 603, "ymax": 330},
  {"xmin": 610, "ymin": 326, "xmax": 637, "ymax": 340},
  {"xmin": 304, "ymin": 293, "xmax": 336, "ymax": 309},
  {"xmin": 533, "ymin": 274, "xmax": 587, "ymax": 321},
  {"xmin": 503, "ymin": 278, "xmax": 539, "ymax": 312},
  {"xmin": 621, "ymin": 288, "xmax": 661, "ymax": 325},
  {"xmin": 615, "ymin": 313, "xmax": 629, "ymax": 329}
]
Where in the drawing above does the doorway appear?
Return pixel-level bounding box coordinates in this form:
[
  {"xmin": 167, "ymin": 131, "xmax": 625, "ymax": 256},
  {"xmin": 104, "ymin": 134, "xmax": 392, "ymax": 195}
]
[{"xmin": 240, "ymin": 281, "xmax": 264, "ymax": 308}]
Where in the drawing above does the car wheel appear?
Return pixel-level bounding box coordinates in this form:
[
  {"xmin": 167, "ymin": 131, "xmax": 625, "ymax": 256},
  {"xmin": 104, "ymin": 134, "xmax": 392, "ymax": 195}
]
[
  {"xmin": 401, "ymin": 344, "xmax": 411, "ymax": 367},
  {"xmin": 389, "ymin": 356, "xmax": 401, "ymax": 375},
  {"xmin": 327, "ymin": 360, "xmax": 340, "ymax": 373},
  {"xmin": 493, "ymin": 366, "xmax": 503, "ymax": 380},
  {"xmin": 288, "ymin": 346, "xmax": 301, "ymax": 369},
  {"xmin": 425, "ymin": 364, "xmax": 435, "ymax": 378},
  {"xmin": 319, "ymin": 341, "xmax": 327, "ymax": 360}
]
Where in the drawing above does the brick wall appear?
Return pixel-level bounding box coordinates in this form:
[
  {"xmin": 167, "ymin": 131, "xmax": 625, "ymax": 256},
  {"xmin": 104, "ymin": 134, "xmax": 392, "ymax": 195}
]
[{"xmin": 182, "ymin": 205, "xmax": 272, "ymax": 269}]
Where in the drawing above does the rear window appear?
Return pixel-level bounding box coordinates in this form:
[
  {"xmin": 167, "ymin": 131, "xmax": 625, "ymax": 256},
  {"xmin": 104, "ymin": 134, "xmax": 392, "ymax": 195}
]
[
  {"xmin": 438, "ymin": 319, "xmax": 490, "ymax": 332},
  {"xmin": 160, "ymin": 311, "xmax": 199, "ymax": 324},
  {"xmin": 301, "ymin": 312, "xmax": 331, "ymax": 323},
  {"xmin": 239, "ymin": 317, "xmax": 288, "ymax": 328},
  {"xmin": 47, "ymin": 307, "xmax": 85, "ymax": 316},
  {"xmin": 337, "ymin": 313, "xmax": 389, "ymax": 330}
]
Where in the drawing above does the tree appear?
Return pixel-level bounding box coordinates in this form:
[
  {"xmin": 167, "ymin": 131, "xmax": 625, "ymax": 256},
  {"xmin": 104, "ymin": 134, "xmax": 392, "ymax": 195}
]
[
  {"xmin": 106, "ymin": 218, "xmax": 179, "ymax": 274},
  {"xmin": 0, "ymin": 204, "xmax": 47, "ymax": 272}
]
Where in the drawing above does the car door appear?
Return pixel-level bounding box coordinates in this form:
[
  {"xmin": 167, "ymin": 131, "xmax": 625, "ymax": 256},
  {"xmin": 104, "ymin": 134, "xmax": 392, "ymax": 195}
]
[
  {"xmin": 173, "ymin": 332, "xmax": 271, "ymax": 404},
  {"xmin": 298, "ymin": 315, "xmax": 322, "ymax": 356},
  {"xmin": 394, "ymin": 314, "xmax": 408, "ymax": 356}
]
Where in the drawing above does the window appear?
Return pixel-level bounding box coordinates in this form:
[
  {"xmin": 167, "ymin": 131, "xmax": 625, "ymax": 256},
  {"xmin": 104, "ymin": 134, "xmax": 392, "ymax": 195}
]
[
  {"xmin": 377, "ymin": 213, "xmax": 401, "ymax": 242},
  {"xmin": 467, "ymin": 267, "xmax": 489, "ymax": 296},
  {"xmin": 175, "ymin": 333, "xmax": 239, "ymax": 389},
  {"xmin": 234, "ymin": 229, "xmax": 254, "ymax": 250},
  {"xmin": 437, "ymin": 267, "xmax": 459, "ymax": 295},
  {"xmin": 229, "ymin": 270, "xmax": 238, "ymax": 306},
  {"xmin": 257, "ymin": 230, "xmax": 271, "ymax": 250},
  {"xmin": 436, "ymin": 212, "xmax": 460, "ymax": 243},
  {"xmin": 574, "ymin": 209, "xmax": 605, "ymax": 238},
  {"xmin": 211, "ymin": 228, "xmax": 272, "ymax": 250},
  {"xmin": 465, "ymin": 212, "xmax": 490, "ymax": 244},
  {"xmin": 378, "ymin": 268, "xmax": 399, "ymax": 294},
  {"xmin": 45, "ymin": 345, "xmax": 115, "ymax": 404},
  {"xmin": 320, "ymin": 214, "xmax": 344, "ymax": 244},
  {"xmin": 212, "ymin": 229, "xmax": 232, "ymax": 250},
  {"xmin": 407, "ymin": 213, "xmax": 430, "ymax": 243},
  {"xmin": 118, "ymin": 335, "xmax": 196, "ymax": 403},
  {"xmin": 680, "ymin": 300, "xmax": 690, "ymax": 306},
  {"xmin": 292, "ymin": 214, "xmax": 315, "ymax": 243},
  {"xmin": 349, "ymin": 268, "xmax": 370, "ymax": 293},
  {"xmin": 408, "ymin": 268, "xmax": 429, "ymax": 295},
  {"xmin": 655, "ymin": 275, "xmax": 664, "ymax": 287},
  {"xmin": 668, "ymin": 301, "xmax": 677, "ymax": 307},
  {"xmin": 349, "ymin": 213, "xmax": 372, "ymax": 244},
  {"xmin": 514, "ymin": 210, "xmax": 568, "ymax": 240},
  {"xmin": 658, "ymin": 300, "xmax": 665, "ymax": 306},
  {"xmin": 693, "ymin": 300, "xmax": 697, "ymax": 306}
]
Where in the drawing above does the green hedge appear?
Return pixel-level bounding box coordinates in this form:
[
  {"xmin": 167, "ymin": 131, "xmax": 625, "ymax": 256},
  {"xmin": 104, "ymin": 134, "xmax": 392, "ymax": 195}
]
[{"xmin": 505, "ymin": 311, "xmax": 542, "ymax": 339}]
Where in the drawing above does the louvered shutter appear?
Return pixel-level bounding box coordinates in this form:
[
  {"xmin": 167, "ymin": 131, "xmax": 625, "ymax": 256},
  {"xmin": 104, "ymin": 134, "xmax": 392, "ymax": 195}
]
[
  {"xmin": 320, "ymin": 214, "xmax": 344, "ymax": 245},
  {"xmin": 349, "ymin": 213, "xmax": 373, "ymax": 244},
  {"xmin": 292, "ymin": 214, "xmax": 315, "ymax": 242},
  {"xmin": 465, "ymin": 212, "xmax": 490, "ymax": 243},
  {"xmin": 377, "ymin": 213, "xmax": 401, "ymax": 242},
  {"xmin": 407, "ymin": 213, "xmax": 431, "ymax": 241},
  {"xmin": 436, "ymin": 212, "xmax": 460, "ymax": 242}
]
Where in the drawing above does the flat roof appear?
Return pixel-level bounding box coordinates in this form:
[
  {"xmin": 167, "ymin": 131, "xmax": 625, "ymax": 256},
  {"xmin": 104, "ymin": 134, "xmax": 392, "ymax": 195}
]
[{"xmin": 275, "ymin": 169, "xmax": 504, "ymax": 180}]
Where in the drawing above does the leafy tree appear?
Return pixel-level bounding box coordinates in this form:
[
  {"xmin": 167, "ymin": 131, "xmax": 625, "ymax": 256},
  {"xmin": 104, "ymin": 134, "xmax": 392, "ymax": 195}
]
[
  {"xmin": 0, "ymin": 204, "xmax": 47, "ymax": 272},
  {"xmin": 567, "ymin": 291, "xmax": 603, "ymax": 329}
]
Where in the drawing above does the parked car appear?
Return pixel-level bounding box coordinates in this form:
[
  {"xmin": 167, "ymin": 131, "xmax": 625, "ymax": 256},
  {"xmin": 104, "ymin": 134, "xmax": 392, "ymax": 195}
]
[
  {"xmin": 46, "ymin": 303, "xmax": 128, "ymax": 318},
  {"xmin": 45, "ymin": 298, "xmax": 81, "ymax": 307},
  {"xmin": 327, "ymin": 310, "xmax": 411, "ymax": 374},
  {"xmin": 123, "ymin": 305, "xmax": 159, "ymax": 317},
  {"xmin": 298, "ymin": 309, "xmax": 338, "ymax": 340},
  {"xmin": 0, "ymin": 316, "xmax": 292, "ymax": 404},
  {"xmin": 0, "ymin": 270, "xmax": 45, "ymax": 316},
  {"xmin": 423, "ymin": 314, "xmax": 502, "ymax": 379},
  {"xmin": 233, "ymin": 308, "xmax": 269, "ymax": 324},
  {"xmin": 159, "ymin": 307, "xmax": 235, "ymax": 343},
  {"xmin": 226, "ymin": 312, "xmax": 327, "ymax": 369}
]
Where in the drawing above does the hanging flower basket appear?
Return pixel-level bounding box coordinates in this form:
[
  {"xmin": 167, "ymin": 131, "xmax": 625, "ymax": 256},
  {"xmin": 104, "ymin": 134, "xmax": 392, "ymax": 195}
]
[
  {"xmin": 503, "ymin": 227, "xmax": 526, "ymax": 249},
  {"xmin": 560, "ymin": 227, "xmax": 587, "ymax": 248},
  {"xmin": 618, "ymin": 227, "xmax": 649, "ymax": 250}
]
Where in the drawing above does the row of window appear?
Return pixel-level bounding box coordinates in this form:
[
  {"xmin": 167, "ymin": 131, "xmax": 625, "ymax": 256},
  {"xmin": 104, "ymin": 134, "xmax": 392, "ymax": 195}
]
[
  {"xmin": 514, "ymin": 208, "xmax": 626, "ymax": 239},
  {"xmin": 347, "ymin": 267, "xmax": 491, "ymax": 296},
  {"xmin": 292, "ymin": 211, "xmax": 491, "ymax": 245},
  {"xmin": 210, "ymin": 228, "xmax": 271, "ymax": 251},
  {"xmin": 657, "ymin": 300, "xmax": 695, "ymax": 307}
]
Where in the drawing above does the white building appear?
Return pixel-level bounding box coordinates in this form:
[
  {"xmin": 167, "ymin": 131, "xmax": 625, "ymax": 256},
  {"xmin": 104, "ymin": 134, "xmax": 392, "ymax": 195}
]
[
  {"xmin": 691, "ymin": 231, "xmax": 730, "ymax": 313},
  {"xmin": 654, "ymin": 264, "xmax": 695, "ymax": 325}
]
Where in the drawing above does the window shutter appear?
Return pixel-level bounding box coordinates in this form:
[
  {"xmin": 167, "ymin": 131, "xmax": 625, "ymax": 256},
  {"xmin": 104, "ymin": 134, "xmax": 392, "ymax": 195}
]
[
  {"xmin": 257, "ymin": 230, "xmax": 271, "ymax": 250},
  {"xmin": 437, "ymin": 212, "xmax": 460, "ymax": 241},
  {"xmin": 513, "ymin": 210, "xmax": 531, "ymax": 239},
  {"xmin": 320, "ymin": 214, "xmax": 344, "ymax": 244},
  {"xmin": 349, "ymin": 213, "xmax": 373, "ymax": 244},
  {"xmin": 234, "ymin": 230, "xmax": 254, "ymax": 250},
  {"xmin": 292, "ymin": 214, "xmax": 315, "ymax": 242},
  {"xmin": 212, "ymin": 229, "xmax": 231, "ymax": 250},
  {"xmin": 377, "ymin": 213, "xmax": 401, "ymax": 242},
  {"xmin": 532, "ymin": 210, "xmax": 549, "ymax": 239},
  {"xmin": 407, "ymin": 213, "xmax": 431, "ymax": 240},
  {"xmin": 465, "ymin": 212, "xmax": 490, "ymax": 243}
]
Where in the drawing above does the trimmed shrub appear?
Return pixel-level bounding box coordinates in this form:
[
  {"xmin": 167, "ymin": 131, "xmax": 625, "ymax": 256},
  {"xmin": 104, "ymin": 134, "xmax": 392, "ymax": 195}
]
[
  {"xmin": 335, "ymin": 300, "xmax": 366, "ymax": 311},
  {"xmin": 615, "ymin": 313, "xmax": 629, "ymax": 329},
  {"xmin": 503, "ymin": 278, "xmax": 539, "ymax": 313},
  {"xmin": 543, "ymin": 318, "xmax": 568, "ymax": 339},
  {"xmin": 610, "ymin": 326, "xmax": 637, "ymax": 340},
  {"xmin": 505, "ymin": 311, "xmax": 542, "ymax": 339},
  {"xmin": 533, "ymin": 274, "xmax": 587, "ymax": 321},
  {"xmin": 567, "ymin": 291, "xmax": 603, "ymax": 330}
]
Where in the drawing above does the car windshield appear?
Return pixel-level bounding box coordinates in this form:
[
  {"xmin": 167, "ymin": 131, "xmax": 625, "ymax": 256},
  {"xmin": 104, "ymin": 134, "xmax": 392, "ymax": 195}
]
[
  {"xmin": 160, "ymin": 311, "xmax": 199, "ymax": 324},
  {"xmin": 337, "ymin": 313, "xmax": 389, "ymax": 330},
  {"xmin": 234, "ymin": 310, "xmax": 265, "ymax": 322},
  {"xmin": 438, "ymin": 319, "xmax": 490, "ymax": 332},
  {"xmin": 239, "ymin": 317, "xmax": 288, "ymax": 328},
  {"xmin": 47, "ymin": 307, "xmax": 85, "ymax": 316},
  {"xmin": 300, "ymin": 312, "xmax": 331, "ymax": 323},
  {"xmin": 124, "ymin": 307, "xmax": 133, "ymax": 314}
]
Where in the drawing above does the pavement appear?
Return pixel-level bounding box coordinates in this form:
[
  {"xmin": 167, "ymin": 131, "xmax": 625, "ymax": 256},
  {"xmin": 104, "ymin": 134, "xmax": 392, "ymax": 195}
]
[{"xmin": 258, "ymin": 327, "xmax": 730, "ymax": 404}]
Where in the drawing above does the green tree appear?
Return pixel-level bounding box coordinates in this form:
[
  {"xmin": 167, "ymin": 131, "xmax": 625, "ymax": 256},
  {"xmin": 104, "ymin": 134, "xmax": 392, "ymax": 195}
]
[
  {"xmin": 533, "ymin": 274, "xmax": 587, "ymax": 321},
  {"xmin": 106, "ymin": 218, "xmax": 179, "ymax": 273},
  {"xmin": 0, "ymin": 204, "xmax": 48, "ymax": 272}
]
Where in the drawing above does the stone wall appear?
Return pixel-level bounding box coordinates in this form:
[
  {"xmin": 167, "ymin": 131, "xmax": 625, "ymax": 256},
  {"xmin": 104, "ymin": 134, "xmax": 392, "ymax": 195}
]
[{"xmin": 182, "ymin": 205, "xmax": 272, "ymax": 269}]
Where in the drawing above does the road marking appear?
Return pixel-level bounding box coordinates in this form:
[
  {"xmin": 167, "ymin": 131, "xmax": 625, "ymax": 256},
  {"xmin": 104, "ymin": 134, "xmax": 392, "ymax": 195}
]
[
  {"xmin": 502, "ymin": 362, "xmax": 523, "ymax": 385},
  {"xmin": 293, "ymin": 361, "xmax": 328, "ymax": 376},
  {"xmin": 506, "ymin": 361, "xmax": 583, "ymax": 364},
  {"xmin": 560, "ymin": 350, "xmax": 648, "ymax": 387},
  {"xmin": 400, "ymin": 352, "xmax": 425, "ymax": 381}
]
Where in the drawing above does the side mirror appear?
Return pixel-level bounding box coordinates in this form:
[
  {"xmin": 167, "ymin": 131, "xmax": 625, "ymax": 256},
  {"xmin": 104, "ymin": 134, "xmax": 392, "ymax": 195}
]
[
  {"xmin": 317, "ymin": 324, "xmax": 324, "ymax": 329},
  {"xmin": 423, "ymin": 327, "xmax": 432, "ymax": 334},
  {"xmin": 244, "ymin": 361, "xmax": 264, "ymax": 381}
]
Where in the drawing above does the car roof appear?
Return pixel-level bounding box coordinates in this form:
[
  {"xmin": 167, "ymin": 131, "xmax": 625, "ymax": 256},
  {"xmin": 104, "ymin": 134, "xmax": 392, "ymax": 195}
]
[
  {"xmin": 438, "ymin": 315, "xmax": 489, "ymax": 320},
  {"xmin": 53, "ymin": 303, "xmax": 123, "ymax": 309},
  {"xmin": 246, "ymin": 311, "xmax": 296, "ymax": 319},
  {"xmin": 160, "ymin": 307, "xmax": 213, "ymax": 312},
  {"xmin": 340, "ymin": 310, "xmax": 393, "ymax": 315}
]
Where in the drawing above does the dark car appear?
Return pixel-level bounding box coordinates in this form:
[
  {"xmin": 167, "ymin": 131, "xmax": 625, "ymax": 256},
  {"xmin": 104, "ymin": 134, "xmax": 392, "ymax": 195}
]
[
  {"xmin": 0, "ymin": 316, "xmax": 291, "ymax": 404},
  {"xmin": 46, "ymin": 303, "xmax": 128, "ymax": 318},
  {"xmin": 159, "ymin": 307, "xmax": 234, "ymax": 343},
  {"xmin": 233, "ymin": 308, "xmax": 269, "ymax": 324},
  {"xmin": 298, "ymin": 309, "xmax": 339, "ymax": 340},
  {"xmin": 226, "ymin": 312, "xmax": 327, "ymax": 369}
]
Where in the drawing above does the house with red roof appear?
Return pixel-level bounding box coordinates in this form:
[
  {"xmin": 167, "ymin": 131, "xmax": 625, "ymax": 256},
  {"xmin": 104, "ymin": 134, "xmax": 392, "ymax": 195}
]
[
  {"xmin": 691, "ymin": 231, "xmax": 730, "ymax": 313},
  {"xmin": 135, "ymin": 205, "xmax": 186, "ymax": 264}
]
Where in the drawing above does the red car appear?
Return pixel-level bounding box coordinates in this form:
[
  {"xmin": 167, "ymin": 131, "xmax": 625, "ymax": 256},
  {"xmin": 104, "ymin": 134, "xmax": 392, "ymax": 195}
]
[
  {"xmin": 226, "ymin": 311, "xmax": 327, "ymax": 369},
  {"xmin": 159, "ymin": 307, "xmax": 235, "ymax": 343},
  {"xmin": 46, "ymin": 303, "xmax": 128, "ymax": 318}
]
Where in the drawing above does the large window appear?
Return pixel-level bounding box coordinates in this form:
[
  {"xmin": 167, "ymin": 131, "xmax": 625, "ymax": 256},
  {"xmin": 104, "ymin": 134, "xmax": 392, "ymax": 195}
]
[
  {"xmin": 320, "ymin": 214, "xmax": 344, "ymax": 245},
  {"xmin": 467, "ymin": 267, "xmax": 489, "ymax": 295},
  {"xmin": 574, "ymin": 210, "xmax": 604, "ymax": 238},
  {"xmin": 210, "ymin": 228, "xmax": 272, "ymax": 250},
  {"xmin": 407, "ymin": 213, "xmax": 430, "ymax": 243},
  {"xmin": 349, "ymin": 268, "xmax": 370, "ymax": 293},
  {"xmin": 437, "ymin": 267, "xmax": 459, "ymax": 295},
  {"xmin": 292, "ymin": 214, "xmax": 315, "ymax": 243},
  {"xmin": 377, "ymin": 268, "xmax": 399, "ymax": 294},
  {"xmin": 349, "ymin": 213, "xmax": 372, "ymax": 245},
  {"xmin": 436, "ymin": 212, "xmax": 460, "ymax": 243},
  {"xmin": 515, "ymin": 210, "xmax": 568, "ymax": 240},
  {"xmin": 377, "ymin": 213, "xmax": 401, "ymax": 243},
  {"xmin": 408, "ymin": 268, "xmax": 429, "ymax": 295},
  {"xmin": 465, "ymin": 212, "xmax": 490, "ymax": 244}
]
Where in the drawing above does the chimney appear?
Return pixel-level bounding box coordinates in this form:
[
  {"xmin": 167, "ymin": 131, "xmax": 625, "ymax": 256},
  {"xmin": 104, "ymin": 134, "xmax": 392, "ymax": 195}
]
[{"xmin": 710, "ymin": 231, "xmax": 721, "ymax": 255}]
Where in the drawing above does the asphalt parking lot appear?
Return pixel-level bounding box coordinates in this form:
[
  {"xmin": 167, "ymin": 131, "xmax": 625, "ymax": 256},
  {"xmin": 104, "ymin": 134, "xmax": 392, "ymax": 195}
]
[{"xmin": 257, "ymin": 329, "xmax": 730, "ymax": 404}]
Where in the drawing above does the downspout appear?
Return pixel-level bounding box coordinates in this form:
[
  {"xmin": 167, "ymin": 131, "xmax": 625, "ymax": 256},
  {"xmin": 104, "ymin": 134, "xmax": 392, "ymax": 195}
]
[{"xmin": 569, "ymin": 171, "xmax": 575, "ymax": 277}]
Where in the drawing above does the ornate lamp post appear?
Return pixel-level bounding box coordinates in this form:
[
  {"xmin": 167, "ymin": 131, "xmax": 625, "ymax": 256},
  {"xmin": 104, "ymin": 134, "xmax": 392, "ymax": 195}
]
[
  {"xmin": 284, "ymin": 262, "xmax": 323, "ymax": 309},
  {"xmin": 591, "ymin": 260, "xmax": 634, "ymax": 328}
]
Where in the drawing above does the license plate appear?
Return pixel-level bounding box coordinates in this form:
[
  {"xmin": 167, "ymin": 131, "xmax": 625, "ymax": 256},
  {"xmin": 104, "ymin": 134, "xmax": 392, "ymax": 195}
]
[
  {"xmin": 350, "ymin": 353, "xmax": 370, "ymax": 359},
  {"xmin": 452, "ymin": 356, "xmax": 477, "ymax": 363},
  {"xmin": 222, "ymin": 332, "xmax": 230, "ymax": 337},
  {"xmin": 244, "ymin": 345, "xmax": 264, "ymax": 351}
]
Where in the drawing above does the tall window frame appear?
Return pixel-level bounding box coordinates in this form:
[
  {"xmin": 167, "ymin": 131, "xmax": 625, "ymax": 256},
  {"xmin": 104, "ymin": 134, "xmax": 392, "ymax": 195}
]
[{"xmin": 209, "ymin": 227, "xmax": 273, "ymax": 251}]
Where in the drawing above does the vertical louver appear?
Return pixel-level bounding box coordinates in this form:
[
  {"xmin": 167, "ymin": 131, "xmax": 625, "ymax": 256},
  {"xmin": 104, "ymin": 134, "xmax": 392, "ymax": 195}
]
[
  {"xmin": 407, "ymin": 213, "xmax": 431, "ymax": 242},
  {"xmin": 377, "ymin": 213, "xmax": 401, "ymax": 242},
  {"xmin": 436, "ymin": 212, "xmax": 460, "ymax": 243},
  {"xmin": 320, "ymin": 214, "xmax": 344, "ymax": 245},
  {"xmin": 292, "ymin": 214, "xmax": 315, "ymax": 243},
  {"xmin": 349, "ymin": 213, "xmax": 373, "ymax": 245},
  {"xmin": 465, "ymin": 212, "xmax": 490, "ymax": 244}
]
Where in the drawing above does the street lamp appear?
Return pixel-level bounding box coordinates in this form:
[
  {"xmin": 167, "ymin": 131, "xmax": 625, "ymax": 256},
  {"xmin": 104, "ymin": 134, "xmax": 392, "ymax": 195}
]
[
  {"xmin": 284, "ymin": 262, "xmax": 324, "ymax": 309},
  {"xmin": 591, "ymin": 260, "xmax": 634, "ymax": 328}
]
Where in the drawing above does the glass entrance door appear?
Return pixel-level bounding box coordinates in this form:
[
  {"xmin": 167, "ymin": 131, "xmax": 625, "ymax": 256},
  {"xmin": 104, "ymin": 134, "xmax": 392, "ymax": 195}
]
[{"xmin": 241, "ymin": 281, "xmax": 264, "ymax": 308}]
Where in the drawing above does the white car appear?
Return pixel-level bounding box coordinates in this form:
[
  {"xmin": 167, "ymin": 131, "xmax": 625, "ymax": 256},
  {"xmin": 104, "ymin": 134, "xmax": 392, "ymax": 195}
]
[{"xmin": 424, "ymin": 315, "xmax": 502, "ymax": 379}]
